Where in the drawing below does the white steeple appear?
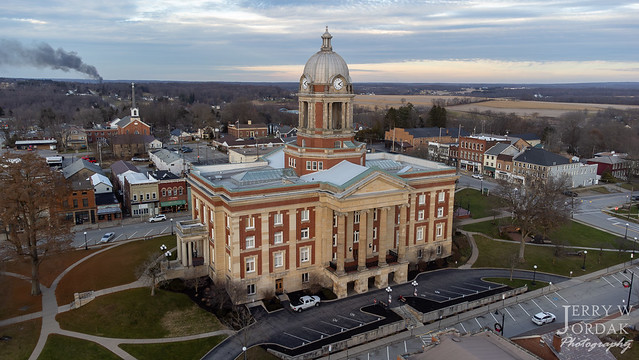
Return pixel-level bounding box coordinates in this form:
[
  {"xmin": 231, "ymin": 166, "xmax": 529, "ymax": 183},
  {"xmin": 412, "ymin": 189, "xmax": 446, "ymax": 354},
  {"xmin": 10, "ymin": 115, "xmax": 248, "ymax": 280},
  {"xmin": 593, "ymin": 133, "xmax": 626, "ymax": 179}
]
[{"xmin": 131, "ymin": 82, "xmax": 139, "ymax": 118}]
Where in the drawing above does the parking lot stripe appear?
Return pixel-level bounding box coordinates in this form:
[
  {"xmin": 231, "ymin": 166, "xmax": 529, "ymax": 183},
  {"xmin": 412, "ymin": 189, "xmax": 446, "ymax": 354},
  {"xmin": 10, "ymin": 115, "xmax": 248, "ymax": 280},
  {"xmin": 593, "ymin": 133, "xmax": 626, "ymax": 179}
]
[
  {"xmin": 338, "ymin": 314, "xmax": 365, "ymax": 324},
  {"xmin": 320, "ymin": 320, "xmax": 345, "ymax": 331},
  {"xmin": 128, "ymin": 231, "xmax": 137, "ymax": 239},
  {"xmin": 114, "ymin": 234, "xmax": 124, "ymax": 241},
  {"xmin": 610, "ymin": 274, "xmax": 623, "ymax": 284},
  {"xmin": 303, "ymin": 326, "xmax": 330, "ymax": 337},
  {"xmin": 504, "ymin": 308, "xmax": 516, "ymax": 321},
  {"xmin": 463, "ymin": 282, "xmax": 490, "ymax": 290},
  {"xmin": 490, "ymin": 312, "xmax": 498, "ymax": 323},
  {"xmin": 451, "ymin": 285, "xmax": 479, "ymax": 293},
  {"xmin": 283, "ymin": 332, "xmax": 312, "ymax": 344},
  {"xmin": 145, "ymin": 229, "xmax": 153, "ymax": 237},
  {"xmin": 459, "ymin": 322, "xmax": 467, "ymax": 333},
  {"xmin": 602, "ymin": 277, "xmax": 615, "ymax": 287},
  {"xmin": 519, "ymin": 304, "xmax": 530, "ymax": 316},
  {"xmin": 475, "ymin": 318, "xmax": 482, "ymax": 329},
  {"xmin": 620, "ymin": 272, "xmax": 632, "ymax": 281},
  {"xmin": 544, "ymin": 295, "xmax": 558, "ymax": 308},
  {"xmin": 554, "ymin": 291, "xmax": 568, "ymax": 303},
  {"xmin": 531, "ymin": 299, "xmax": 544, "ymax": 312},
  {"xmin": 161, "ymin": 226, "xmax": 168, "ymax": 234}
]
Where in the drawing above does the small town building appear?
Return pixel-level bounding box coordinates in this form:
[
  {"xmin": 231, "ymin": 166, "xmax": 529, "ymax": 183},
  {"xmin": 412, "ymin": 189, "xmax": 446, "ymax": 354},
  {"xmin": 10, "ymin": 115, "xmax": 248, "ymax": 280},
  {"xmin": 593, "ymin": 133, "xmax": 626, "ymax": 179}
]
[
  {"xmin": 148, "ymin": 170, "xmax": 188, "ymax": 213},
  {"xmin": 149, "ymin": 149, "xmax": 188, "ymax": 176},
  {"xmin": 228, "ymin": 120, "xmax": 268, "ymax": 139}
]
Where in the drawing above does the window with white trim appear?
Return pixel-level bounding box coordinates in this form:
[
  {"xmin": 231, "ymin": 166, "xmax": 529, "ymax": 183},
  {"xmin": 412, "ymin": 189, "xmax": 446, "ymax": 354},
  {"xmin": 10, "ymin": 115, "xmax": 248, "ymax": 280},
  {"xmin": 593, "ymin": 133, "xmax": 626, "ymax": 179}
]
[
  {"xmin": 274, "ymin": 231, "xmax": 283, "ymax": 244},
  {"xmin": 245, "ymin": 236, "xmax": 255, "ymax": 249},
  {"xmin": 306, "ymin": 161, "xmax": 312, "ymax": 170},
  {"xmin": 274, "ymin": 252, "xmax": 283, "ymax": 268},
  {"xmin": 437, "ymin": 207, "xmax": 444, "ymax": 218},
  {"xmin": 353, "ymin": 230, "xmax": 359, "ymax": 243},
  {"xmin": 211, "ymin": 228, "xmax": 215, "ymax": 239},
  {"xmin": 418, "ymin": 210, "xmax": 425, "ymax": 221},
  {"xmin": 301, "ymin": 228, "xmax": 309, "ymax": 239},
  {"xmin": 301, "ymin": 209, "xmax": 310, "ymax": 221},
  {"xmin": 247, "ymin": 284, "xmax": 256, "ymax": 295},
  {"xmin": 162, "ymin": 189, "xmax": 166, "ymax": 196},
  {"xmin": 167, "ymin": 188, "xmax": 172, "ymax": 196},
  {"xmin": 274, "ymin": 213, "xmax": 283, "ymax": 226},
  {"xmin": 438, "ymin": 192, "xmax": 445, "ymax": 202},
  {"xmin": 332, "ymin": 234, "xmax": 337, "ymax": 246},
  {"xmin": 318, "ymin": 162, "xmax": 323, "ymax": 170},
  {"xmin": 245, "ymin": 256, "xmax": 255, "ymax": 273},
  {"xmin": 418, "ymin": 194, "xmax": 426, "ymax": 205},
  {"xmin": 302, "ymin": 272, "xmax": 309, "ymax": 283},
  {"xmin": 312, "ymin": 161, "xmax": 317, "ymax": 170},
  {"xmin": 332, "ymin": 252, "xmax": 337, "ymax": 260},
  {"xmin": 436, "ymin": 245, "xmax": 442, "ymax": 255},
  {"xmin": 300, "ymin": 247, "xmax": 310, "ymax": 262},
  {"xmin": 373, "ymin": 227, "xmax": 377, "ymax": 239},
  {"xmin": 436, "ymin": 223, "xmax": 443, "ymax": 237},
  {"xmin": 333, "ymin": 214, "xmax": 337, "ymax": 227},
  {"xmin": 354, "ymin": 211, "xmax": 360, "ymax": 224},
  {"xmin": 373, "ymin": 209, "xmax": 378, "ymax": 221},
  {"xmin": 226, "ymin": 215, "xmax": 230, "ymax": 228},
  {"xmin": 179, "ymin": 187, "xmax": 183, "ymax": 195},
  {"xmin": 152, "ymin": 192, "xmax": 156, "ymax": 199},
  {"xmin": 133, "ymin": 194, "xmax": 137, "ymax": 201},
  {"xmin": 227, "ymin": 254, "xmax": 231, "ymax": 271},
  {"xmin": 246, "ymin": 216, "xmax": 255, "ymax": 229},
  {"xmin": 416, "ymin": 227, "xmax": 424, "ymax": 241},
  {"xmin": 146, "ymin": 193, "xmax": 150, "ymax": 200}
]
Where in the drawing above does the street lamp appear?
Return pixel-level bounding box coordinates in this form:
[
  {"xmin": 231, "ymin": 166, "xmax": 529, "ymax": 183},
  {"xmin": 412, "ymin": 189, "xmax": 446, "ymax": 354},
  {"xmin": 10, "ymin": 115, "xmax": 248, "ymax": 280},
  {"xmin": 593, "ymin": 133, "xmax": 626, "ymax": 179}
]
[
  {"xmin": 625, "ymin": 223, "xmax": 629, "ymax": 240},
  {"xmin": 411, "ymin": 280, "xmax": 418, "ymax": 296},
  {"xmin": 570, "ymin": 270, "xmax": 573, "ymax": 278},
  {"xmin": 623, "ymin": 270, "xmax": 634, "ymax": 313},
  {"xmin": 84, "ymin": 231, "xmax": 87, "ymax": 250},
  {"xmin": 532, "ymin": 265, "xmax": 537, "ymax": 286},
  {"xmin": 165, "ymin": 250, "xmax": 172, "ymax": 269},
  {"xmin": 242, "ymin": 346, "xmax": 247, "ymax": 360},
  {"xmin": 170, "ymin": 218, "xmax": 174, "ymax": 236},
  {"xmin": 386, "ymin": 286, "xmax": 392, "ymax": 306},
  {"xmin": 582, "ymin": 250, "xmax": 588, "ymax": 270}
]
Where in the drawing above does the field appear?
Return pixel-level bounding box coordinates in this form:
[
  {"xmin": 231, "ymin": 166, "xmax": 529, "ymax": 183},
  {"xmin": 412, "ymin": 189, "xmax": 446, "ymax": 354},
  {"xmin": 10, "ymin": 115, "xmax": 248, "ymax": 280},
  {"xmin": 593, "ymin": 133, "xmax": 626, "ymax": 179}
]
[{"xmin": 354, "ymin": 95, "xmax": 639, "ymax": 117}]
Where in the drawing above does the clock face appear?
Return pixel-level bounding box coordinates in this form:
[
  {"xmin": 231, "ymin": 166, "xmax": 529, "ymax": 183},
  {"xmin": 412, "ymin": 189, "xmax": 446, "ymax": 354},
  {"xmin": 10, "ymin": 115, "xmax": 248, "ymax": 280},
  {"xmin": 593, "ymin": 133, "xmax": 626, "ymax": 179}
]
[
  {"xmin": 333, "ymin": 78, "xmax": 344, "ymax": 90},
  {"xmin": 302, "ymin": 77, "xmax": 309, "ymax": 89}
]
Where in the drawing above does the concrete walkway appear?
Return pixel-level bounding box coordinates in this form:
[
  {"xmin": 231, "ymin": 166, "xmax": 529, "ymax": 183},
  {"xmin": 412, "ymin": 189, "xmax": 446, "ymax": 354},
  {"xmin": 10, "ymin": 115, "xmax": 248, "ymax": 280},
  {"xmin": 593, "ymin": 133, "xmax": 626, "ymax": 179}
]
[{"xmin": 1, "ymin": 237, "xmax": 231, "ymax": 360}]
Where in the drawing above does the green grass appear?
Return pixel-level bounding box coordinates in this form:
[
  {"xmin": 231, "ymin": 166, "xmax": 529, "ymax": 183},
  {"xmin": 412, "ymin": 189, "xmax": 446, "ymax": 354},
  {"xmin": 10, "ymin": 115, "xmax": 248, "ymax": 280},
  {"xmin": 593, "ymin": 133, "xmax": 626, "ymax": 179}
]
[
  {"xmin": 482, "ymin": 277, "xmax": 548, "ymax": 292},
  {"xmin": 617, "ymin": 182, "xmax": 638, "ymax": 191},
  {"xmin": 607, "ymin": 327, "xmax": 639, "ymax": 360},
  {"xmin": 120, "ymin": 335, "xmax": 227, "ymax": 360},
  {"xmin": 590, "ymin": 186, "xmax": 613, "ymax": 194},
  {"xmin": 0, "ymin": 319, "xmax": 41, "ymax": 360},
  {"xmin": 39, "ymin": 334, "xmax": 120, "ymax": 360},
  {"xmin": 611, "ymin": 206, "xmax": 638, "ymax": 221},
  {"xmin": 57, "ymin": 288, "xmax": 224, "ymax": 338},
  {"xmin": 454, "ymin": 188, "xmax": 503, "ymax": 219},
  {"xmin": 472, "ymin": 235, "xmax": 630, "ymax": 276}
]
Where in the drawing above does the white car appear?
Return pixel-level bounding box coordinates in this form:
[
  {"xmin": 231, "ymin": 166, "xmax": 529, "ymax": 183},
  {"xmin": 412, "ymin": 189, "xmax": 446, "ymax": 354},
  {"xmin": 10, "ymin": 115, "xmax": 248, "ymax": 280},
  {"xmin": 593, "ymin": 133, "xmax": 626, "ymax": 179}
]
[
  {"xmin": 532, "ymin": 311, "xmax": 556, "ymax": 325},
  {"xmin": 471, "ymin": 173, "xmax": 483, "ymax": 180},
  {"xmin": 290, "ymin": 295, "xmax": 320, "ymax": 312},
  {"xmin": 99, "ymin": 232, "xmax": 115, "ymax": 244},
  {"xmin": 149, "ymin": 214, "xmax": 167, "ymax": 223}
]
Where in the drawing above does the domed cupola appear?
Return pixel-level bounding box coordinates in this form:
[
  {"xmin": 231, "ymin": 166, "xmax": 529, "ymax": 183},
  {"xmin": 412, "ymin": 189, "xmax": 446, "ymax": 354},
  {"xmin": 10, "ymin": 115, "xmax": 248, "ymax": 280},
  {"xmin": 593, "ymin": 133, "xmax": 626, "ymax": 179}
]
[{"xmin": 301, "ymin": 27, "xmax": 351, "ymax": 90}]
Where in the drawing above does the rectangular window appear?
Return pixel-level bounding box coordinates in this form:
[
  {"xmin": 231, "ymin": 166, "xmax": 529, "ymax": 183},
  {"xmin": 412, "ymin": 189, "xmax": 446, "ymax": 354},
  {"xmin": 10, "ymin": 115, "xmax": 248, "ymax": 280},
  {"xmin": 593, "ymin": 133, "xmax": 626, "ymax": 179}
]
[
  {"xmin": 436, "ymin": 223, "xmax": 443, "ymax": 237},
  {"xmin": 301, "ymin": 209, "xmax": 310, "ymax": 222},
  {"xmin": 132, "ymin": 195, "xmax": 137, "ymax": 202},
  {"xmin": 246, "ymin": 216, "xmax": 255, "ymax": 229},
  {"xmin": 301, "ymin": 228, "xmax": 309, "ymax": 239},
  {"xmin": 247, "ymin": 284, "xmax": 256, "ymax": 295},
  {"xmin": 333, "ymin": 214, "xmax": 337, "ymax": 227},
  {"xmin": 437, "ymin": 245, "xmax": 442, "ymax": 255},
  {"xmin": 228, "ymin": 254, "xmax": 231, "ymax": 271},
  {"xmin": 274, "ymin": 231, "xmax": 283, "ymax": 244},
  {"xmin": 418, "ymin": 210, "xmax": 425, "ymax": 221},
  {"xmin": 300, "ymin": 247, "xmax": 310, "ymax": 262},
  {"xmin": 82, "ymin": 198, "xmax": 88, "ymax": 207},
  {"xmin": 373, "ymin": 209, "xmax": 378, "ymax": 221},
  {"xmin": 417, "ymin": 249, "xmax": 423, "ymax": 258},
  {"xmin": 162, "ymin": 189, "xmax": 166, "ymax": 196},
  {"xmin": 226, "ymin": 215, "xmax": 230, "ymax": 228},
  {"xmin": 168, "ymin": 189, "xmax": 172, "ymax": 196},
  {"xmin": 245, "ymin": 256, "xmax": 255, "ymax": 273},
  {"xmin": 353, "ymin": 230, "xmax": 359, "ymax": 243},
  {"xmin": 312, "ymin": 161, "xmax": 317, "ymax": 170},
  {"xmin": 179, "ymin": 187, "xmax": 183, "ymax": 195},
  {"xmin": 146, "ymin": 193, "xmax": 150, "ymax": 200},
  {"xmin": 306, "ymin": 161, "xmax": 312, "ymax": 170},
  {"xmin": 332, "ymin": 234, "xmax": 337, "ymax": 246},
  {"xmin": 274, "ymin": 213, "xmax": 283, "ymax": 225},
  {"xmin": 437, "ymin": 207, "xmax": 444, "ymax": 218},
  {"xmin": 354, "ymin": 211, "xmax": 360, "ymax": 224},
  {"xmin": 274, "ymin": 252, "xmax": 283, "ymax": 268},
  {"xmin": 373, "ymin": 227, "xmax": 377, "ymax": 239},
  {"xmin": 245, "ymin": 236, "xmax": 255, "ymax": 249},
  {"xmin": 438, "ymin": 192, "xmax": 445, "ymax": 202},
  {"xmin": 152, "ymin": 192, "xmax": 156, "ymax": 199},
  {"xmin": 302, "ymin": 273, "xmax": 309, "ymax": 283},
  {"xmin": 416, "ymin": 227, "xmax": 424, "ymax": 241},
  {"xmin": 318, "ymin": 162, "xmax": 323, "ymax": 170},
  {"xmin": 418, "ymin": 194, "xmax": 426, "ymax": 205},
  {"xmin": 332, "ymin": 252, "xmax": 337, "ymax": 260}
]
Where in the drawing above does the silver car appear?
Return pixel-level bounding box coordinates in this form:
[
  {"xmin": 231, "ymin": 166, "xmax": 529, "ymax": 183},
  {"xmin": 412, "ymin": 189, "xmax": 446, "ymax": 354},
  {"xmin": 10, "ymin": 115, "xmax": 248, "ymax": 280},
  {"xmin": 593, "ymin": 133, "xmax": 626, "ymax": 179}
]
[{"xmin": 99, "ymin": 232, "xmax": 115, "ymax": 243}]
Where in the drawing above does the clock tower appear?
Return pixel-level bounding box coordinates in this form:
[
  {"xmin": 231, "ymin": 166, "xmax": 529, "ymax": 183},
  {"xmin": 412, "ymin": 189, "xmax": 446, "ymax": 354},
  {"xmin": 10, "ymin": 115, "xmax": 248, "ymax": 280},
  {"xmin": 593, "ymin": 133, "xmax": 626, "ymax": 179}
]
[{"xmin": 284, "ymin": 27, "xmax": 366, "ymax": 176}]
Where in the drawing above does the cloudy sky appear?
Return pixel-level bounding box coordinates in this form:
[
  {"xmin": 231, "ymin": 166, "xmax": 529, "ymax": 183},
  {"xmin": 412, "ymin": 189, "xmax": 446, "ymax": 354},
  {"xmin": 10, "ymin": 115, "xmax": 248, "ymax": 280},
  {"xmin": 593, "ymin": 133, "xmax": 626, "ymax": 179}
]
[{"xmin": 1, "ymin": 0, "xmax": 638, "ymax": 83}]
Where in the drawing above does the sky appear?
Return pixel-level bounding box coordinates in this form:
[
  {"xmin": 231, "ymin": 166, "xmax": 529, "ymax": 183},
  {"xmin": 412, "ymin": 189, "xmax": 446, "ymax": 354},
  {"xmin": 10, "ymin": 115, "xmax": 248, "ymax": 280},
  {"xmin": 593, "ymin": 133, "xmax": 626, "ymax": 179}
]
[{"xmin": 1, "ymin": 0, "xmax": 639, "ymax": 84}]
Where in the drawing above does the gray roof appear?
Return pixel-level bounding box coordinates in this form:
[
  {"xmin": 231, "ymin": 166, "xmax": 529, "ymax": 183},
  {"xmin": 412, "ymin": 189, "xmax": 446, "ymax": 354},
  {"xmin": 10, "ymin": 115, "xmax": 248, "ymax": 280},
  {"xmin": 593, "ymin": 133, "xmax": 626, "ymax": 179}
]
[
  {"xmin": 485, "ymin": 143, "xmax": 511, "ymax": 156},
  {"xmin": 149, "ymin": 170, "xmax": 180, "ymax": 181},
  {"xmin": 110, "ymin": 160, "xmax": 140, "ymax": 177},
  {"xmin": 151, "ymin": 149, "xmax": 182, "ymax": 164},
  {"xmin": 510, "ymin": 133, "xmax": 539, "ymax": 141},
  {"xmin": 62, "ymin": 159, "xmax": 105, "ymax": 179},
  {"xmin": 586, "ymin": 156, "xmax": 626, "ymax": 165},
  {"xmin": 405, "ymin": 127, "xmax": 469, "ymax": 139},
  {"xmin": 303, "ymin": 28, "xmax": 351, "ymax": 84},
  {"xmin": 514, "ymin": 148, "xmax": 570, "ymax": 166}
]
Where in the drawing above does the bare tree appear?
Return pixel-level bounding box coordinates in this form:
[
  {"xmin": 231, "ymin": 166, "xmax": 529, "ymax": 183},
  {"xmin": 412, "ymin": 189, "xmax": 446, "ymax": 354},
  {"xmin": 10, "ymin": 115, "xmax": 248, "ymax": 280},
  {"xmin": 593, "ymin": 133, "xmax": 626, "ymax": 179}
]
[
  {"xmin": 136, "ymin": 253, "xmax": 164, "ymax": 296},
  {"xmin": 0, "ymin": 152, "xmax": 73, "ymax": 295},
  {"xmin": 495, "ymin": 175, "xmax": 570, "ymax": 262}
]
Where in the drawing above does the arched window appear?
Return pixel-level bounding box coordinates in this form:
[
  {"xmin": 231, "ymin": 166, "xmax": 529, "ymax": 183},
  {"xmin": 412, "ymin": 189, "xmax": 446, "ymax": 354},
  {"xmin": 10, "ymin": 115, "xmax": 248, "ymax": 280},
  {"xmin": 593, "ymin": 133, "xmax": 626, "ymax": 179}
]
[
  {"xmin": 179, "ymin": 187, "xmax": 183, "ymax": 195},
  {"xmin": 167, "ymin": 188, "xmax": 172, "ymax": 196},
  {"xmin": 162, "ymin": 189, "xmax": 166, "ymax": 196}
]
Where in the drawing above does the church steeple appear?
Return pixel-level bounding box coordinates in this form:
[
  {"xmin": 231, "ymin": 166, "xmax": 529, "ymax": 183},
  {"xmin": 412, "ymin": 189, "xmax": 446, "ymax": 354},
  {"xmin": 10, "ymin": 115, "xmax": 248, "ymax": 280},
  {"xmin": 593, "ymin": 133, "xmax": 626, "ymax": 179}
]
[{"xmin": 131, "ymin": 82, "xmax": 139, "ymax": 118}]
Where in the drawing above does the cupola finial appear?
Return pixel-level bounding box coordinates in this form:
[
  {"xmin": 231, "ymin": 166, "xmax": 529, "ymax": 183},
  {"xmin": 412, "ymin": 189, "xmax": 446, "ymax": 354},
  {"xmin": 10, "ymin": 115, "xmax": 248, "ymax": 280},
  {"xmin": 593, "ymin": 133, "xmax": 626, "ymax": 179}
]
[{"xmin": 321, "ymin": 26, "xmax": 332, "ymax": 51}]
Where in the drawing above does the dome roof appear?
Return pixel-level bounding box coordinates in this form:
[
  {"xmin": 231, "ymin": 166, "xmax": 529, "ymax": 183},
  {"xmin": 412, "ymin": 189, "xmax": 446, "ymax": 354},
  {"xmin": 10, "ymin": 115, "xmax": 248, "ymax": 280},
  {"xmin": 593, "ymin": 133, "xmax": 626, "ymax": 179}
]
[{"xmin": 303, "ymin": 28, "xmax": 351, "ymax": 84}]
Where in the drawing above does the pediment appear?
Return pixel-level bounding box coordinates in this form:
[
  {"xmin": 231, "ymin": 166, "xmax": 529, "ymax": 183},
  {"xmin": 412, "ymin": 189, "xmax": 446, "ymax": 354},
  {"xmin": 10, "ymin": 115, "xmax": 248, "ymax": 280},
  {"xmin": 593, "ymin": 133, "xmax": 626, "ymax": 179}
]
[{"xmin": 345, "ymin": 172, "xmax": 409, "ymax": 197}]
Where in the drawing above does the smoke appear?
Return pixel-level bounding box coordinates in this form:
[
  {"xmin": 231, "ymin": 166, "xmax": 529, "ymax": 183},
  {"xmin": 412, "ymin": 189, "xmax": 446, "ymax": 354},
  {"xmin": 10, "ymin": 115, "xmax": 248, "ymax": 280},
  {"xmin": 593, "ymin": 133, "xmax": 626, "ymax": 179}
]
[{"xmin": 0, "ymin": 39, "xmax": 102, "ymax": 81}]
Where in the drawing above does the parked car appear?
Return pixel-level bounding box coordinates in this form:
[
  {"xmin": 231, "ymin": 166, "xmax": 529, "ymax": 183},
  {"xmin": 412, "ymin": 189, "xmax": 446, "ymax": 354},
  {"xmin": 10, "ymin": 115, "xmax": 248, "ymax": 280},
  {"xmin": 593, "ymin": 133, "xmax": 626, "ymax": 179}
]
[
  {"xmin": 181, "ymin": 147, "xmax": 193, "ymax": 153},
  {"xmin": 290, "ymin": 295, "xmax": 320, "ymax": 312},
  {"xmin": 149, "ymin": 214, "xmax": 167, "ymax": 223},
  {"xmin": 632, "ymin": 195, "xmax": 639, "ymax": 201},
  {"xmin": 563, "ymin": 190, "xmax": 578, "ymax": 197},
  {"xmin": 81, "ymin": 155, "xmax": 97, "ymax": 163},
  {"xmin": 532, "ymin": 311, "xmax": 556, "ymax": 325},
  {"xmin": 471, "ymin": 173, "xmax": 483, "ymax": 180},
  {"xmin": 99, "ymin": 232, "xmax": 115, "ymax": 244}
]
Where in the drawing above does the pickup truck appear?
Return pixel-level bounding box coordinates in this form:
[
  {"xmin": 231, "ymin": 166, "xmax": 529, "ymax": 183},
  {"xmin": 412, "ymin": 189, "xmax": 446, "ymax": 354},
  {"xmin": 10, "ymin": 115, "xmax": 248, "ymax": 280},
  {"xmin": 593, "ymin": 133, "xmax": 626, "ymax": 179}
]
[{"xmin": 290, "ymin": 295, "xmax": 320, "ymax": 312}]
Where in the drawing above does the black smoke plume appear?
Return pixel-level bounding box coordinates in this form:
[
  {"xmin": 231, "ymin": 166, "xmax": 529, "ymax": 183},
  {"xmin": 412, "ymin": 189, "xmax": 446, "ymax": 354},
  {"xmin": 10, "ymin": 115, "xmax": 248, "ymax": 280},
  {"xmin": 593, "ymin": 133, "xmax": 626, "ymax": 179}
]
[{"xmin": 0, "ymin": 39, "xmax": 102, "ymax": 81}]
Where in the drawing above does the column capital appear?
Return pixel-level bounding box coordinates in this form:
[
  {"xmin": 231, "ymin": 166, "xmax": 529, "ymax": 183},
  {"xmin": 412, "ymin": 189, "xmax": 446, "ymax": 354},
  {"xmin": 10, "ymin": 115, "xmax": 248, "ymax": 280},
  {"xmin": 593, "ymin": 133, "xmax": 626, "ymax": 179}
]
[{"xmin": 334, "ymin": 211, "xmax": 347, "ymax": 217}]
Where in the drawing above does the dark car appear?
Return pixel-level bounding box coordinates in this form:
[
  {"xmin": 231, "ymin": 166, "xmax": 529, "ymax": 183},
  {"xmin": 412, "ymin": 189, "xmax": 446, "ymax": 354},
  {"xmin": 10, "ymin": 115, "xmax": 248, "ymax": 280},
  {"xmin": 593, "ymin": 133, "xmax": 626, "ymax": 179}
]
[
  {"xmin": 563, "ymin": 190, "xmax": 578, "ymax": 197},
  {"xmin": 181, "ymin": 147, "xmax": 193, "ymax": 153}
]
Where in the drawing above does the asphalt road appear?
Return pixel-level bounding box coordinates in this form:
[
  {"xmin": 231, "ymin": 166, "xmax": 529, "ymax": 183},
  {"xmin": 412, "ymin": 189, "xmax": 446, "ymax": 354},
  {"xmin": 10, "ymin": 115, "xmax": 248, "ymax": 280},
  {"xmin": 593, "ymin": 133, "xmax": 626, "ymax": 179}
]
[{"xmin": 573, "ymin": 192, "xmax": 639, "ymax": 241}]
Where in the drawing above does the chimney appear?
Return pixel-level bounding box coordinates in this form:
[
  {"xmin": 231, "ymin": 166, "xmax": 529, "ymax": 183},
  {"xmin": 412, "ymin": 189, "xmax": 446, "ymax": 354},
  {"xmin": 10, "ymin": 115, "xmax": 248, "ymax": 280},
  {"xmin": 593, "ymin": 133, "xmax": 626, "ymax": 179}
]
[
  {"xmin": 248, "ymin": 120, "xmax": 252, "ymax": 125},
  {"xmin": 552, "ymin": 333, "xmax": 561, "ymax": 353}
]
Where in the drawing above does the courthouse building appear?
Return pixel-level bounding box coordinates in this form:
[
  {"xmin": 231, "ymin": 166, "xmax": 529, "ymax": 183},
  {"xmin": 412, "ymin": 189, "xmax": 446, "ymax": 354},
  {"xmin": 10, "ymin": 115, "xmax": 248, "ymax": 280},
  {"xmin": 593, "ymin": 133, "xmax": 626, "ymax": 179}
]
[{"xmin": 177, "ymin": 29, "xmax": 458, "ymax": 302}]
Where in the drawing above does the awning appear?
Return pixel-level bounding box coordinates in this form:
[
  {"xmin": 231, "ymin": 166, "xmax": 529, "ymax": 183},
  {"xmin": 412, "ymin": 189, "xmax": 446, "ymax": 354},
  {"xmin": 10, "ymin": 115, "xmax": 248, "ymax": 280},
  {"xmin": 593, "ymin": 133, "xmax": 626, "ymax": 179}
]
[
  {"xmin": 161, "ymin": 200, "xmax": 187, "ymax": 207},
  {"xmin": 97, "ymin": 207, "xmax": 122, "ymax": 215}
]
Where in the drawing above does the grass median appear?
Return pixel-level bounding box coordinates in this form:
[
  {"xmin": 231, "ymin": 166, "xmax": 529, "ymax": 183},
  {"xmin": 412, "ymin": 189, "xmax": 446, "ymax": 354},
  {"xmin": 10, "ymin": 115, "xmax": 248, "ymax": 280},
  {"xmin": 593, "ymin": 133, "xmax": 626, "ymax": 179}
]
[
  {"xmin": 56, "ymin": 287, "xmax": 225, "ymax": 338},
  {"xmin": 120, "ymin": 335, "xmax": 227, "ymax": 360},
  {"xmin": 454, "ymin": 188, "xmax": 502, "ymax": 219},
  {"xmin": 39, "ymin": 334, "xmax": 120, "ymax": 360}
]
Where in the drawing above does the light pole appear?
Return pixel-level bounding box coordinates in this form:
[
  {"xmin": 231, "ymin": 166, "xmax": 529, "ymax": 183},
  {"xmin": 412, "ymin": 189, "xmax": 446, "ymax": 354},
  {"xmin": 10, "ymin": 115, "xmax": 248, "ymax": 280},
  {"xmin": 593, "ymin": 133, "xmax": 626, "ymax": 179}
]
[
  {"xmin": 532, "ymin": 265, "xmax": 537, "ymax": 286},
  {"xmin": 582, "ymin": 250, "xmax": 588, "ymax": 270},
  {"xmin": 165, "ymin": 250, "xmax": 172, "ymax": 268},
  {"xmin": 570, "ymin": 270, "xmax": 573, "ymax": 278},
  {"xmin": 170, "ymin": 218, "xmax": 174, "ymax": 236},
  {"xmin": 386, "ymin": 286, "xmax": 392, "ymax": 306},
  {"xmin": 242, "ymin": 346, "xmax": 247, "ymax": 360},
  {"xmin": 625, "ymin": 271, "xmax": 634, "ymax": 313},
  {"xmin": 84, "ymin": 231, "xmax": 87, "ymax": 250},
  {"xmin": 625, "ymin": 223, "xmax": 629, "ymax": 241},
  {"xmin": 412, "ymin": 280, "xmax": 418, "ymax": 296},
  {"xmin": 633, "ymin": 237, "xmax": 637, "ymax": 255}
]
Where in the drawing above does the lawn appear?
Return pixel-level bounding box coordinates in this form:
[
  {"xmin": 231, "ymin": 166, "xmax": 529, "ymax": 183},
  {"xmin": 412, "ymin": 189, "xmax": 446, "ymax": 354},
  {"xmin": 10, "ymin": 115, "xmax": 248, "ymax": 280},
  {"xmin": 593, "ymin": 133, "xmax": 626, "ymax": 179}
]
[
  {"xmin": 0, "ymin": 275, "xmax": 42, "ymax": 320},
  {"xmin": 462, "ymin": 219, "xmax": 635, "ymax": 250},
  {"xmin": 606, "ymin": 327, "xmax": 639, "ymax": 360},
  {"xmin": 0, "ymin": 319, "xmax": 41, "ymax": 360},
  {"xmin": 3, "ymin": 248, "xmax": 99, "ymax": 287},
  {"xmin": 120, "ymin": 335, "xmax": 227, "ymax": 360},
  {"xmin": 450, "ymin": 234, "xmax": 472, "ymax": 267},
  {"xmin": 472, "ymin": 235, "xmax": 629, "ymax": 276},
  {"xmin": 611, "ymin": 205, "xmax": 638, "ymax": 221},
  {"xmin": 38, "ymin": 334, "xmax": 120, "ymax": 360},
  {"xmin": 56, "ymin": 235, "xmax": 177, "ymax": 304},
  {"xmin": 482, "ymin": 277, "xmax": 548, "ymax": 292},
  {"xmin": 56, "ymin": 288, "xmax": 225, "ymax": 338},
  {"xmin": 454, "ymin": 188, "xmax": 503, "ymax": 219}
]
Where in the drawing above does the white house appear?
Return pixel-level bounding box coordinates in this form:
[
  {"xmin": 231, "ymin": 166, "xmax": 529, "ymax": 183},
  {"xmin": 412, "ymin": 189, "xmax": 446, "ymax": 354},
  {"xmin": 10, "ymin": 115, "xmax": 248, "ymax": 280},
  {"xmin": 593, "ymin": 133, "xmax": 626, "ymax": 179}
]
[
  {"xmin": 149, "ymin": 149, "xmax": 187, "ymax": 176},
  {"xmin": 90, "ymin": 173, "xmax": 114, "ymax": 194}
]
